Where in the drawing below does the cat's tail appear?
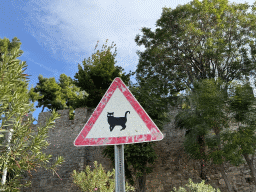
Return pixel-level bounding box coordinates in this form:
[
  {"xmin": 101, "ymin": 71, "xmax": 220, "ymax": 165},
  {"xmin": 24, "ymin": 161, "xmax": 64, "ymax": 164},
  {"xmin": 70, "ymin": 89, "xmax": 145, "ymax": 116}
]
[{"xmin": 125, "ymin": 111, "xmax": 130, "ymax": 118}]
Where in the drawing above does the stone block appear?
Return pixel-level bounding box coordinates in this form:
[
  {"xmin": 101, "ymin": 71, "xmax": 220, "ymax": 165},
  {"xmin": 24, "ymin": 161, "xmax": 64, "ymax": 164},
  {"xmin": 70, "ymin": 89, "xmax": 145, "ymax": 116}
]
[{"xmin": 219, "ymin": 178, "xmax": 227, "ymax": 186}]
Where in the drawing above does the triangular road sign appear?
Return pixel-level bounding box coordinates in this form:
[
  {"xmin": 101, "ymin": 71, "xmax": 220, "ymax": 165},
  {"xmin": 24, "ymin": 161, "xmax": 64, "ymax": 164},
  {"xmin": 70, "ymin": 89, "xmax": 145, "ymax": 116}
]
[{"xmin": 74, "ymin": 77, "xmax": 164, "ymax": 146}]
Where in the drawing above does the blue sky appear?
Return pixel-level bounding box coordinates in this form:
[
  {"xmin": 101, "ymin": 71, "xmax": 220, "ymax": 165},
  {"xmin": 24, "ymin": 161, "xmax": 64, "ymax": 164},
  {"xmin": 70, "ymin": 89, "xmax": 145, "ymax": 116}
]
[{"xmin": 1, "ymin": 0, "xmax": 256, "ymax": 125}]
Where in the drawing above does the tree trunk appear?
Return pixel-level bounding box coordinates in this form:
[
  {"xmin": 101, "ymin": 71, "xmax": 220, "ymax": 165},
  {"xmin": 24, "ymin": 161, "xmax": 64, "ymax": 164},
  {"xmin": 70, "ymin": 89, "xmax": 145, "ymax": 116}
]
[
  {"xmin": 200, "ymin": 159, "xmax": 207, "ymax": 181},
  {"xmin": 243, "ymin": 153, "xmax": 256, "ymax": 185},
  {"xmin": 41, "ymin": 105, "xmax": 45, "ymax": 112},
  {"xmin": 219, "ymin": 163, "xmax": 234, "ymax": 192},
  {"xmin": 199, "ymin": 135, "xmax": 207, "ymax": 181},
  {"xmin": 136, "ymin": 169, "xmax": 147, "ymax": 192}
]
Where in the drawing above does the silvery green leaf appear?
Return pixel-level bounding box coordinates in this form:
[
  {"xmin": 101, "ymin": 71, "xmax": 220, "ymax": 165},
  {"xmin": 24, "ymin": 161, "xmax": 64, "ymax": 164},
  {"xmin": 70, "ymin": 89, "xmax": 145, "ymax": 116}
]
[{"xmin": 0, "ymin": 129, "xmax": 9, "ymax": 132}]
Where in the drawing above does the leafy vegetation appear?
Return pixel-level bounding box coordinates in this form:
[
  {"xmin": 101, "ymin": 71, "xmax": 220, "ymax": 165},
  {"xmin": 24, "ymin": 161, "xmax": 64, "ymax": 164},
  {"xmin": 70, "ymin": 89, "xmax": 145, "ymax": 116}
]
[
  {"xmin": 0, "ymin": 37, "xmax": 64, "ymax": 191},
  {"xmin": 172, "ymin": 178, "xmax": 221, "ymax": 192},
  {"xmin": 174, "ymin": 77, "xmax": 256, "ymax": 191},
  {"xmin": 72, "ymin": 161, "xmax": 136, "ymax": 192}
]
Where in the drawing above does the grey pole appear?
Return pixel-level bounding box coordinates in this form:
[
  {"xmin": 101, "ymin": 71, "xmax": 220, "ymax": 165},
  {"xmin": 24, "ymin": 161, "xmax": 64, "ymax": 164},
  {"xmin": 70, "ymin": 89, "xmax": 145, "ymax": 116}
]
[{"xmin": 114, "ymin": 144, "xmax": 125, "ymax": 192}]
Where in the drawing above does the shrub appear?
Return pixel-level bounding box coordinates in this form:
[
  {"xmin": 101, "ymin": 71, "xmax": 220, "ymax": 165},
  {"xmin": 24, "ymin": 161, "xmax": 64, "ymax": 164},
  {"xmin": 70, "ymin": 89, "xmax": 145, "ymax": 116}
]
[
  {"xmin": 172, "ymin": 178, "xmax": 221, "ymax": 192},
  {"xmin": 72, "ymin": 161, "xmax": 136, "ymax": 192}
]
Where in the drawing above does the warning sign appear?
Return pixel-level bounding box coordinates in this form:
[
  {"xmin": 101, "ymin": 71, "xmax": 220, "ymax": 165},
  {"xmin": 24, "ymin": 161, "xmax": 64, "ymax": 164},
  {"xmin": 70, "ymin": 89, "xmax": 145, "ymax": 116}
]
[{"xmin": 74, "ymin": 77, "xmax": 164, "ymax": 146}]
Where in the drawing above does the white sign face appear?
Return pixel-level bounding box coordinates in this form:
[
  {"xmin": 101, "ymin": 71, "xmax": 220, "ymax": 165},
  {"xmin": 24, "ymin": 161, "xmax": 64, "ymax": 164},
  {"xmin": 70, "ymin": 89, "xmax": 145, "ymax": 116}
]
[
  {"xmin": 86, "ymin": 88, "xmax": 150, "ymax": 138},
  {"xmin": 74, "ymin": 77, "xmax": 164, "ymax": 146}
]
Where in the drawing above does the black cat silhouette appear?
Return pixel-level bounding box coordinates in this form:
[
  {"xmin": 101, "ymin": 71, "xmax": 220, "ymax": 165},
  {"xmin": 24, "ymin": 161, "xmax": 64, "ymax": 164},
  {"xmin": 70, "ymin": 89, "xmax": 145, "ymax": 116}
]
[{"xmin": 107, "ymin": 111, "xmax": 130, "ymax": 132}]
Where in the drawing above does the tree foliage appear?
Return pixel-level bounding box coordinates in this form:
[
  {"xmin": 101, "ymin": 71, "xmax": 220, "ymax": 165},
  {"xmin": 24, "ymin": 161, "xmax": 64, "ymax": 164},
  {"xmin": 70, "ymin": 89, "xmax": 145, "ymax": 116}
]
[
  {"xmin": 221, "ymin": 78, "xmax": 256, "ymax": 185},
  {"xmin": 134, "ymin": 0, "xmax": 256, "ymax": 106},
  {"xmin": 28, "ymin": 73, "xmax": 89, "ymax": 119},
  {"xmin": 28, "ymin": 39, "xmax": 133, "ymax": 118},
  {"xmin": 0, "ymin": 37, "xmax": 23, "ymax": 63},
  {"xmin": 72, "ymin": 161, "xmax": 136, "ymax": 192},
  {"xmin": 174, "ymin": 76, "xmax": 256, "ymax": 191},
  {"xmin": 172, "ymin": 178, "xmax": 221, "ymax": 192},
  {"xmin": 71, "ymin": 39, "xmax": 134, "ymax": 108},
  {"xmin": 133, "ymin": 1, "xmax": 256, "ymax": 190},
  {"xmin": 0, "ymin": 37, "xmax": 64, "ymax": 191}
]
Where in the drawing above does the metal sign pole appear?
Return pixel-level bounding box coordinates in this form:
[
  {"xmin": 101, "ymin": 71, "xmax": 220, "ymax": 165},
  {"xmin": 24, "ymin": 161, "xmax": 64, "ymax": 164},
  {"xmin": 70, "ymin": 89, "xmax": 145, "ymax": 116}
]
[{"xmin": 114, "ymin": 144, "xmax": 125, "ymax": 192}]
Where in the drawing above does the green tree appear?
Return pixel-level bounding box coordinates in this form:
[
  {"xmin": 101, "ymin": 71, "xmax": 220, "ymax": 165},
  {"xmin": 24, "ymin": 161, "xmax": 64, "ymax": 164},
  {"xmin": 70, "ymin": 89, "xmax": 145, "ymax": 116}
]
[
  {"xmin": 29, "ymin": 73, "xmax": 89, "ymax": 119},
  {"xmin": 221, "ymin": 78, "xmax": 256, "ymax": 185},
  {"xmin": 0, "ymin": 37, "xmax": 23, "ymax": 64},
  {"xmin": 174, "ymin": 77, "xmax": 256, "ymax": 192},
  {"xmin": 133, "ymin": 0, "xmax": 256, "ymax": 187},
  {"xmin": 32, "ymin": 75, "xmax": 66, "ymax": 113},
  {"xmin": 0, "ymin": 37, "xmax": 64, "ymax": 191},
  {"xmin": 134, "ymin": 0, "xmax": 256, "ymax": 109},
  {"xmin": 57, "ymin": 74, "xmax": 89, "ymax": 111},
  {"xmin": 175, "ymin": 78, "xmax": 228, "ymax": 185},
  {"xmin": 71, "ymin": 39, "xmax": 134, "ymax": 108}
]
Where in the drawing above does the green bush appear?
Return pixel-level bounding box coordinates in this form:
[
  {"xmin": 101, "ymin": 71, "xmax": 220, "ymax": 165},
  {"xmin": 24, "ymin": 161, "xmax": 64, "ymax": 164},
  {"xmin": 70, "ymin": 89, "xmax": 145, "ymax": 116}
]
[
  {"xmin": 172, "ymin": 178, "xmax": 221, "ymax": 192},
  {"xmin": 72, "ymin": 161, "xmax": 136, "ymax": 192}
]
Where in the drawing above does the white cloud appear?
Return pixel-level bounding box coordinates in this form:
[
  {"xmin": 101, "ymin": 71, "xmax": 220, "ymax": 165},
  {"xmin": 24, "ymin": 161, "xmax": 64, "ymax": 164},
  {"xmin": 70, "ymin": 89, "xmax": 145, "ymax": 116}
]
[
  {"xmin": 21, "ymin": 0, "xmax": 256, "ymax": 90},
  {"xmin": 21, "ymin": 0, "xmax": 185, "ymax": 71}
]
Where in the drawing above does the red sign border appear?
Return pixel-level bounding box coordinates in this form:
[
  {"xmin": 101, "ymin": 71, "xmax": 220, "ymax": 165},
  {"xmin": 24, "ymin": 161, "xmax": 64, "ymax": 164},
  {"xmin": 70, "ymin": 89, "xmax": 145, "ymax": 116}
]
[{"xmin": 74, "ymin": 77, "xmax": 164, "ymax": 146}]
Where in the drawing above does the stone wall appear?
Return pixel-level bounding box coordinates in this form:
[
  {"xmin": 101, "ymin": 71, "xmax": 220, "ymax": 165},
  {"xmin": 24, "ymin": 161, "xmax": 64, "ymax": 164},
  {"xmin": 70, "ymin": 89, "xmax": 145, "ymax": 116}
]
[{"xmin": 9, "ymin": 105, "xmax": 256, "ymax": 192}]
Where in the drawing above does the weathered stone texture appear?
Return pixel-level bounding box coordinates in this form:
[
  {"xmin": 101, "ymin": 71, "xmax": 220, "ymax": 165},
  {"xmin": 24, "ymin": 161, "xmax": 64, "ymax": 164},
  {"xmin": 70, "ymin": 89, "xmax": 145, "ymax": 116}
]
[{"xmin": 11, "ymin": 106, "xmax": 256, "ymax": 192}]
